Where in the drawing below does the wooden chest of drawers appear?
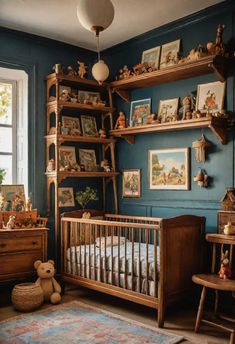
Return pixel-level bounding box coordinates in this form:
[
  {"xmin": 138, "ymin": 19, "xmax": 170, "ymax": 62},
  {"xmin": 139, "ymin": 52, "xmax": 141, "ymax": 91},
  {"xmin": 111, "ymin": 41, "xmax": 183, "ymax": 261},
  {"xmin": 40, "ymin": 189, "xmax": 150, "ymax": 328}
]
[
  {"xmin": 0, "ymin": 228, "xmax": 48, "ymax": 283},
  {"xmin": 217, "ymin": 210, "xmax": 235, "ymax": 234}
]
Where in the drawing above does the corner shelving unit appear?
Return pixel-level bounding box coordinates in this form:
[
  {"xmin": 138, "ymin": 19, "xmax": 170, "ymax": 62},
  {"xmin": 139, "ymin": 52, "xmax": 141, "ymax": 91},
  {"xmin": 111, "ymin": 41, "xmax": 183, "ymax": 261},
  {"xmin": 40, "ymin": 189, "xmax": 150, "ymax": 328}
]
[
  {"xmin": 45, "ymin": 73, "xmax": 118, "ymax": 259},
  {"xmin": 109, "ymin": 55, "xmax": 230, "ymax": 144}
]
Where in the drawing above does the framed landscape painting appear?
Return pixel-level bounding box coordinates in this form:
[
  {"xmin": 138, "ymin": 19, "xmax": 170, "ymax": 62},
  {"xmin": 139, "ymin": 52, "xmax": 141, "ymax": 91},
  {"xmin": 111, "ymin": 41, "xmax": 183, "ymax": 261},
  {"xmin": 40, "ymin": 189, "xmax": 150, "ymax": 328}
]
[
  {"xmin": 130, "ymin": 98, "xmax": 151, "ymax": 126},
  {"xmin": 196, "ymin": 80, "xmax": 226, "ymax": 113},
  {"xmin": 141, "ymin": 46, "xmax": 161, "ymax": 70},
  {"xmin": 149, "ymin": 148, "xmax": 189, "ymax": 190},
  {"xmin": 81, "ymin": 115, "xmax": 98, "ymax": 136},
  {"xmin": 59, "ymin": 146, "xmax": 77, "ymax": 168},
  {"xmin": 58, "ymin": 187, "xmax": 75, "ymax": 207},
  {"xmin": 122, "ymin": 169, "xmax": 141, "ymax": 198}
]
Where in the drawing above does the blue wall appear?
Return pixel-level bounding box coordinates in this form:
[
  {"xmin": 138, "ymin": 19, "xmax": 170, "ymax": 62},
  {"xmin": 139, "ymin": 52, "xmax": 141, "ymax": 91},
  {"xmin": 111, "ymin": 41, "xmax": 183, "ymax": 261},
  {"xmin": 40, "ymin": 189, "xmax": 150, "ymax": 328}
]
[{"xmin": 103, "ymin": 1, "xmax": 235, "ymax": 232}]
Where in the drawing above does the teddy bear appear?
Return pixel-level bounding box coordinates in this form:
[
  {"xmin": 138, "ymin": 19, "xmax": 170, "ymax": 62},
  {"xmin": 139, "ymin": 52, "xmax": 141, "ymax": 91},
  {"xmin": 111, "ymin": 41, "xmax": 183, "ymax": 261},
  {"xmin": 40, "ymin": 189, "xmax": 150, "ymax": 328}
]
[{"xmin": 34, "ymin": 260, "xmax": 61, "ymax": 304}]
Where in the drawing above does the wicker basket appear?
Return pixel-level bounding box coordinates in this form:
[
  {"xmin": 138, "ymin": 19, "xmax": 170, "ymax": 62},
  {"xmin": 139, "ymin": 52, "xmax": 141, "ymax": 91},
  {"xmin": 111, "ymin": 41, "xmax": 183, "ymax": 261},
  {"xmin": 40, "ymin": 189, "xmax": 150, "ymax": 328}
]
[{"xmin": 11, "ymin": 283, "xmax": 44, "ymax": 312}]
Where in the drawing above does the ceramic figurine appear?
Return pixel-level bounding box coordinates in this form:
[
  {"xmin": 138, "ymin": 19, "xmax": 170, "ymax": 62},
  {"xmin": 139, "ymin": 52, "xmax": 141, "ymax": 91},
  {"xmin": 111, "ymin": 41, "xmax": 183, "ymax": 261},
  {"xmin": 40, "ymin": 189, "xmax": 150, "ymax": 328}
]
[
  {"xmin": 193, "ymin": 169, "xmax": 209, "ymax": 187},
  {"xmin": 224, "ymin": 221, "xmax": 235, "ymax": 235},
  {"xmin": 77, "ymin": 61, "xmax": 87, "ymax": 79},
  {"xmin": 25, "ymin": 196, "xmax": 32, "ymax": 212},
  {"xmin": 46, "ymin": 159, "xmax": 55, "ymax": 172},
  {"xmin": 207, "ymin": 24, "xmax": 226, "ymax": 56},
  {"xmin": 53, "ymin": 63, "xmax": 63, "ymax": 74},
  {"xmin": 114, "ymin": 112, "xmax": 126, "ymax": 129},
  {"xmin": 192, "ymin": 134, "xmax": 211, "ymax": 163},
  {"xmin": 182, "ymin": 96, "xmax": 191, "ymax": 120},
  {"xmin": 59, "ymin": 89, "xmax": 70, "ymax": 102},
  {"xmin": 218, "ymin": 250, "xmax": 231, "ymax": 279},
  {"xmin": 6, "ymin": 215, "xmax": 16, "ymax": 229},
  {"xmin": 100, "ymin": 159, "xmax": 111, "ymax": 172}
]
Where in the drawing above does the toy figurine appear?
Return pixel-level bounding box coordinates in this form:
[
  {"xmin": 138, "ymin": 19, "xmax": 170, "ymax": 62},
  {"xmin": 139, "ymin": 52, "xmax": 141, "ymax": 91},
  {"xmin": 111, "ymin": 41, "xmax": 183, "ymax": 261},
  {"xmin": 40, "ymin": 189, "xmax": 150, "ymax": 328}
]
[
  {"xmin": 67, "ymin": 65, "xmax": 76, "ymax": 76},
  {"xmin": 114, "ymin": 112, "xmax": 126, "ymax": 129},
  {"xmin": 100, "ymin": 159, "xmax": 111, "ymax": 172},
  {"xmin": 193, "ymin": 169, "xmax": 209, "ymax": 188},
  {"xmin": 25, "ymin": 196, "xmax": 32, "ymax": 212},
  {"xmin": 207, "ymin": 24, "xmax": 226, "ymax": 56},
  {"xmin": 53, "ymin": 63, "xmax": 63, "ymax": 75},
  {"xmin": 77, "ymin": 61, "xmax": 87, "ymax": 79},
  {"xmin": 99, "ymin": 128, "xmax": 106, "ymax": 138},
  {"xmin": 218, "ymin": 250, "xmax": 232, "ymax": 279},
  {"xmin": 6, "ymin": 215, "xmax": 16, "ymax": 229},
  {"xmin": 182, "ymin": 96, "xmax": 191, "ymax": 120}
]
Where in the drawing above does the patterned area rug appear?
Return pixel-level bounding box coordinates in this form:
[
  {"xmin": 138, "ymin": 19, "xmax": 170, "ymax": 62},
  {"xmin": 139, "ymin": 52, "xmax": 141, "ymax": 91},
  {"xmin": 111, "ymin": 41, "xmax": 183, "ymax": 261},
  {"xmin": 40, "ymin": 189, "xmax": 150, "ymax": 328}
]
[{"xmin": 0, "ymin": 301, "xmax": 183, "ymax": 344}]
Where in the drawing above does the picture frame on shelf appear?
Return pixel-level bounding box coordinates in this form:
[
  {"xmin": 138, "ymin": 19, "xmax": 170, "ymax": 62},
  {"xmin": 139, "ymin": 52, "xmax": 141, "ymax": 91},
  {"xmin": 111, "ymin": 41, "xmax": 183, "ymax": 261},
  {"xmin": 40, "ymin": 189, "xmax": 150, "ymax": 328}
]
[
  {"xmin": 141, "ymin": 46, "xmax": 161, "ymax": 70},
  {"xmin": 196, "ymin": 80, "xmax": 226, "ymax": 113},
  {"xmin": 157, "ymin": 98, "xmax": 179, "ymax": 123},
  {"xmin": 78, "ymin": 90, "xmax": 100, "ymax": 104},
  {"xmin": 61, "ymin": 116, "xmax": 81, "ymax": 136},
  {"xmin": 79, "ymin": 149, "xmax": 97, "ymax": 172},
  {"xmin": 59, "ymin": 85, "xmax": 71, "ymax": 101},
  {"xmin": 58, "ymin": 146, "xmax": 77, "ymax": 168},
  {"xmin": 58, "ymin": 187, "xmax": 75, "ymax": 207},
  {"xmin": 81, "ymin": 115, "xmax": 98, "ymax": 136},
  {"xmin": 130, "ymin": 98, "xmax": 151, "ymax": 126},
  {"xmin": 149, "ymin": 148, "xmax": 189, "ymax": 190},
  {"xmin": 0, "ymin": 184, "xmax": 26, "ymax": 211},
  {"xmin": 122, "ymin": 169, "xmax": 141, "ymax": 198},
  {"xmin": 159, "ymin": 39, "xmax": 180, "ymax": 69}
]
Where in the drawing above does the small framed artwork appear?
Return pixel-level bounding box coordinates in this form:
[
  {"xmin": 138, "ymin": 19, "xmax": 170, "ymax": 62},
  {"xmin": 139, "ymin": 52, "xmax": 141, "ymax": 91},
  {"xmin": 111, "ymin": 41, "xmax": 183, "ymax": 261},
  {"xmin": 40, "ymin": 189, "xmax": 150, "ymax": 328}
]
[
  {"xmin": 130, "ymin": 98, "xmax": 151, "ymax": 126},
  {"xmin": 0, "ymin": 184, "xmax": 26, "ymax": 211},
  {"xmin": 149, "ymin": 148, "xmax": 189, "ymax": 190},
  {"xmin": 81, "ymin": 115, "xmax": 98, "ymax": 136},
  {"xmin": 58, "ymin": 187, "xmax": 75, "ymax": 207},
  {"xmin": 79, "ymin": 149, "xmax": 97, "ymax": 171},
  {"xmin": 159, "ymin": 39, "xmax": 180, "ymax": 69},
  {"xmin": 141, "ymin": 46, "xmax": 161, "ymax": 70},
  {"xmin": 78, "ymin": 90, "xmax": 100, "ymax": 104},
  {"xmin": 122, "ymin": 169, "xmax": 141, "ymax": 198},
  {"xmin": 196, "ymin": 81, "xmax": 226, "ymax": 113},
  {"xmin": 59, "ymin": 146, "xmax": 77, "ymax": 168},
  {"xmin": 158, "ymin": 98, "xmax": 179, "ymax": 123},
  {"xmin": 59, "ymin": 85, "xmax": 71, "ymax": 101},
  {"xmin": 61, "ymin": 116, "xmax": 81, "ymax": 136}
]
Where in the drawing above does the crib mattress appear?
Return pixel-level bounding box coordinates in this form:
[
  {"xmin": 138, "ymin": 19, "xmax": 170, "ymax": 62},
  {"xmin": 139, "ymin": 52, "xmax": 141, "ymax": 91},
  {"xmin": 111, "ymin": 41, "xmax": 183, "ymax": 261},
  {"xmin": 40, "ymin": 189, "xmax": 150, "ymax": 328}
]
[{"xmin": 66, "ymin": 242, "xmax": 160, "ymax": 296}]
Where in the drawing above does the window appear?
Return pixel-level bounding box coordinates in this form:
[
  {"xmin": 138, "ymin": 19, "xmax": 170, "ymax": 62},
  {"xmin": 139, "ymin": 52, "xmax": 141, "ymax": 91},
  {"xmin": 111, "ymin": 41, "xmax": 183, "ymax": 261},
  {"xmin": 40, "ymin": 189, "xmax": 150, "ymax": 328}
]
[{"xmin": 0, "ymin": 68, "xmax": 28, "ymax": 193}]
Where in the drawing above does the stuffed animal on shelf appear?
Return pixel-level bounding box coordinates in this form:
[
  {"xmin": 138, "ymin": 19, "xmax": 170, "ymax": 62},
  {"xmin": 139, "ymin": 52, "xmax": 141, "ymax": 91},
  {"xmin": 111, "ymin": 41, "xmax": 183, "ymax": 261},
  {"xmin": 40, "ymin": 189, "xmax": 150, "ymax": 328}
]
[
  {"xmin": 218, "ymin": 250, "xmax": 232, "ymax": 280},
  {"xmin": 6, "ymin": 215, "xmax": 16, "ymax": 229},
  {"xmin": 34, "ymin": 260, "xmax": 61, "ymax": 304}
]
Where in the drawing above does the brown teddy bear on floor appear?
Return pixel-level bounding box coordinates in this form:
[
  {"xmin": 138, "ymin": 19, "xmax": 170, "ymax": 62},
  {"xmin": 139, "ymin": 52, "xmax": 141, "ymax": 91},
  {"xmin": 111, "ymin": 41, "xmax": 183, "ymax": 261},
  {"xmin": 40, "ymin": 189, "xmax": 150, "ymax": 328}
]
[{"xmin": 34, "ymin": 260, "xmax": 61, "ymax": 304}]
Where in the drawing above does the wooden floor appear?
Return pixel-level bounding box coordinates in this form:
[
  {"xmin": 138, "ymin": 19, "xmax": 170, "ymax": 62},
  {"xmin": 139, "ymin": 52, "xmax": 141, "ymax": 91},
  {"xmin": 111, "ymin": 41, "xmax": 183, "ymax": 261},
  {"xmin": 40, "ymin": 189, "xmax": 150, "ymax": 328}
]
[{"xmin": 0, "ymin": 284, "xmax": 233, "ymax": 344}]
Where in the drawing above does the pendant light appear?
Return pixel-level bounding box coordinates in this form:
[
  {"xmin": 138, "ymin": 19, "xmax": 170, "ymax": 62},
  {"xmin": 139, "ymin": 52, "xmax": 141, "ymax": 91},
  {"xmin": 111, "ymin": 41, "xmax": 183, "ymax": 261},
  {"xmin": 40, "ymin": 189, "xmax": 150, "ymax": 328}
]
[{"xmin": 77, "ymin": 0, "xmax": 114, "ymax": 84}]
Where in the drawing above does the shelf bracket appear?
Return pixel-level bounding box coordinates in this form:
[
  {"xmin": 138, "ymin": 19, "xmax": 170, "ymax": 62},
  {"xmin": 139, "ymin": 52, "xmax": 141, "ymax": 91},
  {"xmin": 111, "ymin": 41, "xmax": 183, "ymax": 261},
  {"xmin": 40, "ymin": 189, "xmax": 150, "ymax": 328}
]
[
  {"xmin": 123, "ymin": 135, "xmax": 135, "ymax": 144},
  {"xmin": 209, "ymin": 124, "xmax": 227, "ymax": 144},
  {"xmin": 209, "ymin": 62, "xmax": 225, "ymax": 82},
  {"xmin": 113, "ymin": 88, "xmax": 130, "ymax": 103}
]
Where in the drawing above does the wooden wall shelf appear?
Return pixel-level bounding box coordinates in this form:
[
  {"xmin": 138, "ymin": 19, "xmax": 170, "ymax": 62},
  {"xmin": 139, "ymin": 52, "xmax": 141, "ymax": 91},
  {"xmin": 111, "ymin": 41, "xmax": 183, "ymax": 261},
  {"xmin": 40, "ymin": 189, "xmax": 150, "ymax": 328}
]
[
  {"xmin": 45, "ymin": 134, "xmax": 116, "ymax": 145},
  {"xmin": 47, "ymin": 100, "xmax": 114, "ymax": 113},
  {"xmin": 46, "ymin": 72, "xmax": 107, "ymax": 89},
  {"xmin": 109, "ymin": 117, "xmax": 228, "ymax": 144},
  {"xmin": 109, "ymin": 55, "xmax": 229, "ymax": 102}
]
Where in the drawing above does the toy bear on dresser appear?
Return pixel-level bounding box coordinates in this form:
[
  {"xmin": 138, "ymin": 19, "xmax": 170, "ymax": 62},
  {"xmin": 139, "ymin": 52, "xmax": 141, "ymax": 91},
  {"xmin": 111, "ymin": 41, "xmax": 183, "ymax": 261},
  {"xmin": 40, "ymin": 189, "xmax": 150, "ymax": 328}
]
[{"xmin": 34, "ymin": 260, "xmax": 61, "ymax": 304}]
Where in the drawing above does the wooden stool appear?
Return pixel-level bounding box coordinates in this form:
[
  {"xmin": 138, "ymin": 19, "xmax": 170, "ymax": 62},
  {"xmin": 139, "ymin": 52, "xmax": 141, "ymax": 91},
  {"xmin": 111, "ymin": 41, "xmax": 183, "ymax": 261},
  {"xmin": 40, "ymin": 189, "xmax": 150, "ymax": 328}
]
[{"xmin": 192, "ymin": 234, "xmax": 235, "ymax": 344}]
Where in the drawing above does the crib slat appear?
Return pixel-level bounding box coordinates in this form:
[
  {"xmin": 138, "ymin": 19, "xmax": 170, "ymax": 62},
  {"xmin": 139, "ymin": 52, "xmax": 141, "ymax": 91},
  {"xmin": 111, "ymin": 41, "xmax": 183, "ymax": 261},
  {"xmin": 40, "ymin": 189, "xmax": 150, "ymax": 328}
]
[
  {"xmin": 154, "ymin": 229, "xmax": 157, "ymax": 297},
  {"xmin": 111, "ymin": 226, "xmax": 114, "ymax": 285},
  {"xmin": 131, "ymin": 227, "xmax": 134, "ymax": 291},
  {"xmin": 88, "ymin": 223, "xmax": 91, "ymax": 279},
  {"xmin": 84, "ymin": 224, "xmax": 87, "ymax": 278},
  {"xmin": 62, "ymin": 221, "xmax": 68, "ymax": 273},
  {"xmin": 69, "ymin": 223, "xmax": 73, "ymax": 274},
  {"xmin": 94, "ymin": 225, "xmax": 97, "ymax": 281},
  {"xmin": 104, "ymin": 226, "xmax": 107, "ymax": 284},
  {"xmin": 124, "ymin": 228, "xmax": 127, "ymax": 289},
  {"xmin": 138, "ymin": 228, "xmax": 141, "ymax": 293},
  {"xmin": 99, "ymin": 224, "xmax": 102, "ymax": 282},
  {"xmin": 73, "ymin": 222, "xmax": 79, "ymax": 276},
  {"xmin": 145, "ymin": 228, "xmax": 149, "ymax": 295},
  {"xmin": 118, "ymin": 226, "xmax": 120, "ymax": 287},
  {"xmin": 229, "ymin": 245, "xmax": 233, "ymax": 269},
  {"xmin": 79, "ymin": 223, "xmax": 82, "ymax": 277}
]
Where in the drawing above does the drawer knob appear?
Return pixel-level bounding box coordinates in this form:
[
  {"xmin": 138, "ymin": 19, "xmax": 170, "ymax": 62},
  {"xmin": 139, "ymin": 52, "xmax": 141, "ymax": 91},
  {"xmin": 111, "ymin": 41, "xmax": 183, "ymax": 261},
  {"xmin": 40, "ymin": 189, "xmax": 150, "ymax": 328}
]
[
  {"xmin": 32, "ymin": 241, "xmax": 38, "ymax": 245},
  {"xmin": 0, "ymin": 243, "xmax": 6, "ymax": 248}
]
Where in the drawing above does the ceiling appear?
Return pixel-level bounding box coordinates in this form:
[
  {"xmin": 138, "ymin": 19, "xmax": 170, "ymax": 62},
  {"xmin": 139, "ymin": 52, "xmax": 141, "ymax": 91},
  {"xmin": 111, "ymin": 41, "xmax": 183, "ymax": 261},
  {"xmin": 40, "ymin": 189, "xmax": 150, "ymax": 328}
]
[{"xmin": 0, "ymin": 0, "xmax": 224, "ymax": 51}]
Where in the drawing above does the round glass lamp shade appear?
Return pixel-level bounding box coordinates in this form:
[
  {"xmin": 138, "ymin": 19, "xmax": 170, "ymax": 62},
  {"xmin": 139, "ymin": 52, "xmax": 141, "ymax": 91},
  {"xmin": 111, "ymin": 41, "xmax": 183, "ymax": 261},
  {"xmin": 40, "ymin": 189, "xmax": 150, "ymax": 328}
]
[
  {"xmin": 92, "ymin": 60, "xmax": 109, "ymax": 84},
  {"xmin": 77, "ymin": 0, "xmax": 114, "ymax": 33}
]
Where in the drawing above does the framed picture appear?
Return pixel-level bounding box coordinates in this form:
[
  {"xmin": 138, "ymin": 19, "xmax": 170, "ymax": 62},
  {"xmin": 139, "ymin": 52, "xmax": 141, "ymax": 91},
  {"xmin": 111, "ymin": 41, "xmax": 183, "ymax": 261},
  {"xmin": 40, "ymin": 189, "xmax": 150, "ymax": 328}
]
[
  {"xmin": 59, "ymin": 85, "xmax": 71, "ymax": 101},
  {"xmin": 159, "ymin": 39, "xmax": 180, "ymax": 69},
  {"xmin": 81, "ymin": 115, "xmax": 98, "ymax": 136},
  {"xmin": 122, "ymin": 169, "xmax": 141, "ymax": 198},
  {"xmin": 196, "ymin": 81, "xmax": 226, "ymax": 113},
  {"xmin": 61, "ymin": 116, "xmax": 81, "ymax": 136},
  {"xmin": 79, "ymin": 149, "xmax": 97, "ymax": 171},
  {"xmin": 78, "ymin": 90, "xmax": 100, "ymax": 104},
  {"xmin": 158, "ymin": 98, "xmax": 179, "ymax": 123},
  {"xmin": 149, "ymin": 148, "xmax": 189, "ymax": 190},
  {"xmin": 130, "ymin": 98, "xmax": 151, "ymax": 126},
  {"xmin": 0, "ymin": 184, "xmax": 26, "ymax": 211},
  {"xmin": 141, "ymin": 46, "xmax": 161, "ymax": 70},
  {"xmin": 58, "ymin": 187, "xmax": 75, "ymax": 207},
  {"xmin": 59, "ymin": 146, "xmax": 77, "ymax": 168}
]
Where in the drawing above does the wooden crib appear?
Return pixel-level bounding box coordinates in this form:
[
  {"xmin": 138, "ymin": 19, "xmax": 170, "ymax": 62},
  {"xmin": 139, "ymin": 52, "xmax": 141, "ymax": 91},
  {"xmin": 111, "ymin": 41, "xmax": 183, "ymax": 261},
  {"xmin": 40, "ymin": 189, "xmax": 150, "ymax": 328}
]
[{"xmin": 61, "ymin": 211, "xmax": 205, "ymax": 327}]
